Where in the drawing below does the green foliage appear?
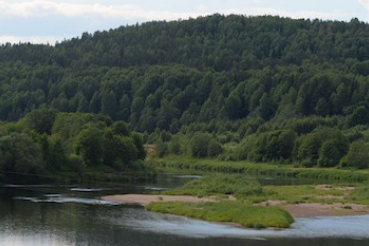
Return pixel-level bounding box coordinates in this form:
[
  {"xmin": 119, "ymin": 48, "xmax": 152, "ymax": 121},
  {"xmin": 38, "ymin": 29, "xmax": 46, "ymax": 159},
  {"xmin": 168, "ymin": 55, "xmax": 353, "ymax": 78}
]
[
  {"xmin": 0, "ymin": 132, "xmax": 44, "ymax": 182},
  {"xmin": 168, "ymin": 136, "xmax": 182, "ymax": 155},
  {"xmin": 154, "ymin": 156, "xmax": 369, "ymax": 182},
  {"xmin": 190, "ymin": 133, "xmax": 211, "ymax": 158},
  {"xmin": 208, "ymin": 139, "xmax": 223, "ymax": 158},
  {"xmin": 0, "ymin": 15, "xmax": 369, "ymax": 138},
  {"xmin": 318, "ymin": 139, "xmax": 347, "ymax": 167},
  {"xmin": 247, "ymin": 130, "xmax": 297, "ymax": 162},
  {"xmin": 163, "ymin": 174, "xmax": 264, "ymax": 197},
  {"xmin": 225, "ymin": 93, "xmax": 243, "ymax": 120},
  {"xmin": 1, "ymin": 15, "xmax": 369, "ymax": 176},
  {"xmin": 22, "ymin": 108, "xmax": 57, "ymax": 134},
  {"xmin": 48, "ymin": 137, "xmax": 68, "ymax": 171},
  {"xmin": 349, "ymin": 106, "xmax": 369, "ymax": 127},
  {"xmin": 340, "ymin": 141, "xmax": 369, "ymax": 169},
  {"xmin": 154, "ymin": 140, "xmax": 168, "ymax": 158},
  {"xmin": 51, "ymin": 112, "xmax": 111, "ymax": 154},
  {"xmin": 68, "ymin": 154, "xmax": 86, "ymax": 174},
  {"xmin": 0, "ymin": 111, "xmax": 147, "ymax": 183},
  {"xmin": 351, "ymin": 182, "xmax": 369, "ymax": 201},
  {"xmin": 132, "ymin": 133, "xmax": 146, "ymax": 160},
  {"xmin": 74, "ymin": 127, "xmax": 104, "ymax": 166},
  {"xmin": 112, "ymin": 121, "xmax": 130, "ymax": 137},
  {"xmin": 146, "ymin": 201, "xmax": 294, "ymax": 229},
  {"xmin": 299, "ymin": 127, "xmax": 349, "ymax": 167}
]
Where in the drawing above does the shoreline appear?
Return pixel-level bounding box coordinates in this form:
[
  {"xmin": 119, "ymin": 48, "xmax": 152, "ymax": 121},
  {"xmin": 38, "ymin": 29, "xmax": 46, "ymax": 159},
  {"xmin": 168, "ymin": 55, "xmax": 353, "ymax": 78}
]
[
  {"xmin": 102, "ymin": 194, "xmax": 369, "ymax": 218},
  {"xmin": 102, "ymin": 194, "xmax": 218, "ymax": 206}
]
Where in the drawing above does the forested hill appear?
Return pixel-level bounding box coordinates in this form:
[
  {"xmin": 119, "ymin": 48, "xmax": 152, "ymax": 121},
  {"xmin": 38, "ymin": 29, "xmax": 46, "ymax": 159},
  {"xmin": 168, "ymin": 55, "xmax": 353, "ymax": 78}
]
[{"xmin": 1, "ymin": 14, "xmax": 369, "ymax": 136}]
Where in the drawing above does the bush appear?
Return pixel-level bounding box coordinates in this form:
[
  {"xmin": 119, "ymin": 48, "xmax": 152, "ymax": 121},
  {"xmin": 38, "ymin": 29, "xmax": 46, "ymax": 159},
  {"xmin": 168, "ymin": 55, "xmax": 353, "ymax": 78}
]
[
  {"xmin": 68, "ymin": 154, "xmax": 86, "ymax": 174},
  {"xmin": 190, "ymin": 133, "xmax": 211, "ymax": 158},
  {"xmin": 164, "ymin": 174, "xmax": 264, "ymax": 197},
  {"xmin": 155, "ymin": 140, "xmax": 168, "ymax": 157},
  {"xmin": 168, "ymin": 136, "xmax": 182, "ymax": 155},
  {"xmin": 340, "ymin": 141, "xmax": 369, "ymax": 169},
  {"xmin": 208, "ymin": 139, "xmax": 223, "ymax": 157}
]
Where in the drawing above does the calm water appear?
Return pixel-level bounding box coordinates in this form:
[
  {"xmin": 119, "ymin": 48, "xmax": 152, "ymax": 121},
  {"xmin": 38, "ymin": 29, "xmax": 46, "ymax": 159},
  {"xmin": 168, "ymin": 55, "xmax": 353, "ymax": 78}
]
[{"xmin": 0, "ymin": 174, "xmax": 369, "ymax": 246}]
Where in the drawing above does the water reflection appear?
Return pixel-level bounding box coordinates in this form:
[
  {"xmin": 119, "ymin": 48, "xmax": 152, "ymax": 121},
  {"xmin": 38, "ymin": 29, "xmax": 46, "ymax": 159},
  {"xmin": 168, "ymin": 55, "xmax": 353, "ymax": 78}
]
[{"xmin": 0, "ymin": 174, "xmax": 368, "ymax": 246}]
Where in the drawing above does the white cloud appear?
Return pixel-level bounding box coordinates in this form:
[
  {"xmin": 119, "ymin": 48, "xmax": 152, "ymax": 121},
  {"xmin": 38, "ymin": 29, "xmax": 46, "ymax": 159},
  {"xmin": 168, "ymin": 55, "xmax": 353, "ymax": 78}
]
[
  {"xmin": 0, "ymin": 1, "xmax": 208, "ymax": 20},
  {"xmin": 224, "ymin": 7, "xmax": 353, "ymax": 21},
  {"xmin": 358, "ymin": 0, "xmax": 369, "ymax": 6},
  {"xmin": 0, "ymin": 35, "xmax": 64, "ymax": 44},
  {"xmin": 358, "ymin": 0, "xmax": 369, "ymax": 20},
  {"xmin": 197, "ymin": 4, "xmax": 207, "ymax": 12},
  {"xmin": 0, "ymin": 1, "xmax": 355, "ymax": 22},
  {"xmin": 0, "ymin": 1, "xmax": 359, "ymax": 44}
]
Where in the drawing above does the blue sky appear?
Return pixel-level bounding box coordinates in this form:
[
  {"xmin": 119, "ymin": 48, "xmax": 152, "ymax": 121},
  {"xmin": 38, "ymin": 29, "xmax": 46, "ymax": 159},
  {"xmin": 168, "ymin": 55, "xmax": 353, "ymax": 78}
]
[{"xmin": 0, "ymin": 0, "xmax": 368, "ymax": 44}]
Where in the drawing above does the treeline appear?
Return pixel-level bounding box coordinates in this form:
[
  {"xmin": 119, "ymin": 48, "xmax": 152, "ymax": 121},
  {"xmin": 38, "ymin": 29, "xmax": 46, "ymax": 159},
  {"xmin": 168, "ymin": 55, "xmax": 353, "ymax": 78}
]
[
  {"xmin": 154, "ymin": 117, "xmax": 369, "ymax": 169},
  {"xmin": 0, "ymin": 109, "xmax": 147, "ymax": 183},
  {"xmin": 1, "ymin": 15, "xmax": 369, "ymax": 169}
]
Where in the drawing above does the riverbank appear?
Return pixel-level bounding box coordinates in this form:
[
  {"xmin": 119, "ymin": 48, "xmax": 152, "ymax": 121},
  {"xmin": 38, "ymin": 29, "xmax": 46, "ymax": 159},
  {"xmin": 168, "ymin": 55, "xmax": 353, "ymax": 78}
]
[
  {"xmin": 151, "ymin": 156, "xmax": 369, "ymax": 182},
  {"xmin": 102, "ymin": 194, "xmax": 369, "ymax": 218},
  {"xmin": 102, "ymin": 172, "xmax": 369, "ymax": 229},
  {"xmin": 102, "ymin": 194, "xmax": 222, "ymax": 206}
]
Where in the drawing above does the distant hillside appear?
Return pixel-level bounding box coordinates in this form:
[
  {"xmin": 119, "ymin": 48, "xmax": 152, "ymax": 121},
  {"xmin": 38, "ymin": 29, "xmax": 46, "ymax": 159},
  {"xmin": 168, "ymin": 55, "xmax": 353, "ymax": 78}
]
[{"xmin": 0, "ymin": 14, "xmax": 369, "ymax": 136}]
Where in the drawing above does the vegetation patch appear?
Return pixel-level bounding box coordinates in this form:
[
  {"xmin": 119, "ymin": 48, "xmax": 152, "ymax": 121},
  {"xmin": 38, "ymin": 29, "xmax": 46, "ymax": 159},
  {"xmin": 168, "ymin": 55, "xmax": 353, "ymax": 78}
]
[
  {"xmin": 162, "ymin": 173, "xmax": 264, "ymax": 198},
  {"xmin": 153, "ymin": 156, "xmax": 369, "ymax": 182},
  {"xmin": 351, "ymin": 182, "xmax": 369, "ymax": 204},
  {"xmin": 146, "ymin": 201, "xmax": 294, "ymax": 229},
  {"xmin": 0, "ymin": 110, "xmax": 152, "ymax": 184}
]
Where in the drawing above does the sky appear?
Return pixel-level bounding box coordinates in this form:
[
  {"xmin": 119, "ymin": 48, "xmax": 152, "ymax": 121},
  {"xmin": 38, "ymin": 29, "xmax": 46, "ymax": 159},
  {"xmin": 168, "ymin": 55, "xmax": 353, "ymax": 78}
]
[{"xmin": 0, "ymin": 0, "xmax": 368, "ymax": 44}]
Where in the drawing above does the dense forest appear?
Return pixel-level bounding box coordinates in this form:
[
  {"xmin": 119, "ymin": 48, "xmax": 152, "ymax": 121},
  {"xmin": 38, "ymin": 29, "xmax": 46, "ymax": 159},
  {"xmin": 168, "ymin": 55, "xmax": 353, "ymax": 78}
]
[
  {"xmin": 1, "ymin": 14, "xmax": 369, "ymax": 171},
  {"xmin": 0, "ymin": 109, "xmax": 148, "ymax": 183}
]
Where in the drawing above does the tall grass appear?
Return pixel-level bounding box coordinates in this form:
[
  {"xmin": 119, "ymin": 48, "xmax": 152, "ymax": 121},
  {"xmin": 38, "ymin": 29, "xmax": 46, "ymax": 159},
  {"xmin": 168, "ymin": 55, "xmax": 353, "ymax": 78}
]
[
  {"xmin": 351, "ymin": 182, "xmax": 369, "ymax": 203},
  {"xmin": 151, "ymin": 156, "xmax": 369, "ymax": 182},
  {"xmin": 163, "ymin": 173, "xmax": 264, "ymax": 197}
]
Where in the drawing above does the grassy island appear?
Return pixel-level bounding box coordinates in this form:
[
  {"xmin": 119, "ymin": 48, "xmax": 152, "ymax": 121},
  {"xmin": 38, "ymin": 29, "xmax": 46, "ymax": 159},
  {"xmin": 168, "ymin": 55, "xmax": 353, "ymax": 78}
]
[
  {"xmin": 141, "ymin": 174, "xmax": 369, "ymax": 229},
  {"xmin": 146, "ymin": 201, "xmax": 294, "ymax": 229}
]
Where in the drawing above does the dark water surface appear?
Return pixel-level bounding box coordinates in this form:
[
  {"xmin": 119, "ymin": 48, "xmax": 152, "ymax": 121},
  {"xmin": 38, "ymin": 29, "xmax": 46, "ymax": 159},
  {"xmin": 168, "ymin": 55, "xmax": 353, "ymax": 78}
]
[{"xmin": 0, "ymin": 174, "xmax": 368, "ymax": 246}]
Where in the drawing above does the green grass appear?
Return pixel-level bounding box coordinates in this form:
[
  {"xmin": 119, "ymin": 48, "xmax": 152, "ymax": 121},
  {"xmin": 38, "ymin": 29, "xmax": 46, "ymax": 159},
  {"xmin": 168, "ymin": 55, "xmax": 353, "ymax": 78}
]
[
  {"xmin": 263, "ymin": 185, "xmax": 347, "ymax": 204},
  {"xmin": 151, "ymin": 156, "xmax": 369, "ymax": 182},
  {"xmin": 145, "ymin": 173, "xmax": 369, "ymax": 229},
  {"xmin": 162, "ymin": 173, "xmax": 264, "ymax": 198},
  {"xmin": 146, "ymin": 201, "xmax": 294, "ymax": 229},
  {"xmin": 350, "ymin": 182, "xmax": 369, "ymax": 204},
  {"xmin": 161, "ymin": 173, "xmax": 358, "ymax": 204}
]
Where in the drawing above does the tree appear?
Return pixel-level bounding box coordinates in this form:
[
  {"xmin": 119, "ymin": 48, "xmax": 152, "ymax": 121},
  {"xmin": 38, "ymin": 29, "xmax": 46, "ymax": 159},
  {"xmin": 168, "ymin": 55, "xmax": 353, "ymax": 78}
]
[
  {"xmin": 190, "ymin": 133, "xmax": 211, "ymax": 158},
  {"xmin": 74, "ymin": 127, "xmax": 104, "ymax": 166},
  {"xmin": 259, "ymin": 93, "xmax": 276, "ymax": 120},
  {"xmin": 225, "ymin": 93, "xmax": 243, "ymax": 120},
  {"xmin": 208, "ymin": 139, "xmax": 223, "ymax": 157},
  {"xmin": 349, "ymin": 106, "xmax": 369, "ymax": 127},
  {"xmin": 318, "ymin": 140, "xmax": 343, "ymax": 167},
  {"xmin": 112, "ymin": 121, "xmax": 130, "ymax": 136},
  {"xmin": 49, "ymin": 137, "xmax": 68, "ymax": 171},
  {"xmin": 101, "ymin": 91, "xmax": 118, "ymax": 119},
  {"xmin": 278, "ymin": 129, "xmax": 297, "ymax": 160},
  {"xmin": 340, "ymin": 141, "xmax": 369, "ymax": 169},
  {"xmin": 132, "ymin": 133, "xmax": 146, "ymax": 160},
  {"xmin": 23, "ymin": 108, "xmax": 57, "ymax": 134},
  {"xmin": 299, "ymin": 128, "xmax": 348, "ymax": 167},
  {"xmin": 168, "ymin": 136, "xmax": 182, "ymax": 155},
  {"xmin": 103, "ymin": 129, "xmax": 138, "ymax": 168},
  {"xmin": 0, "ymin": 133, "xmax": 44, "ymax": 182}
]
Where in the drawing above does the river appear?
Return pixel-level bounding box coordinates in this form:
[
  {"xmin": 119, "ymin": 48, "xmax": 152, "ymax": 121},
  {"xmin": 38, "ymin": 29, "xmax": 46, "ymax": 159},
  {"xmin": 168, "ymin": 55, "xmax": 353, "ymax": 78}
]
[{"xmin": 0, "ymin": 174, "xmax": 368, "ymax": 246}]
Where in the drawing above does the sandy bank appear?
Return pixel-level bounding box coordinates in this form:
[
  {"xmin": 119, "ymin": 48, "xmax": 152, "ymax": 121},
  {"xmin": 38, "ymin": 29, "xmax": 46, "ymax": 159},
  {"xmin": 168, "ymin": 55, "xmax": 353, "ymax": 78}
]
[
  {"xmin": 257, "ymin": 200, "xmax": 369, "ymax": 217},
  {"xmin": 283, "ymin": 202, "xmax": 369, "ymax": 217},
  {"xmin": 102, "ymin": 194, "xmax": 218, "ymax": 206}
]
